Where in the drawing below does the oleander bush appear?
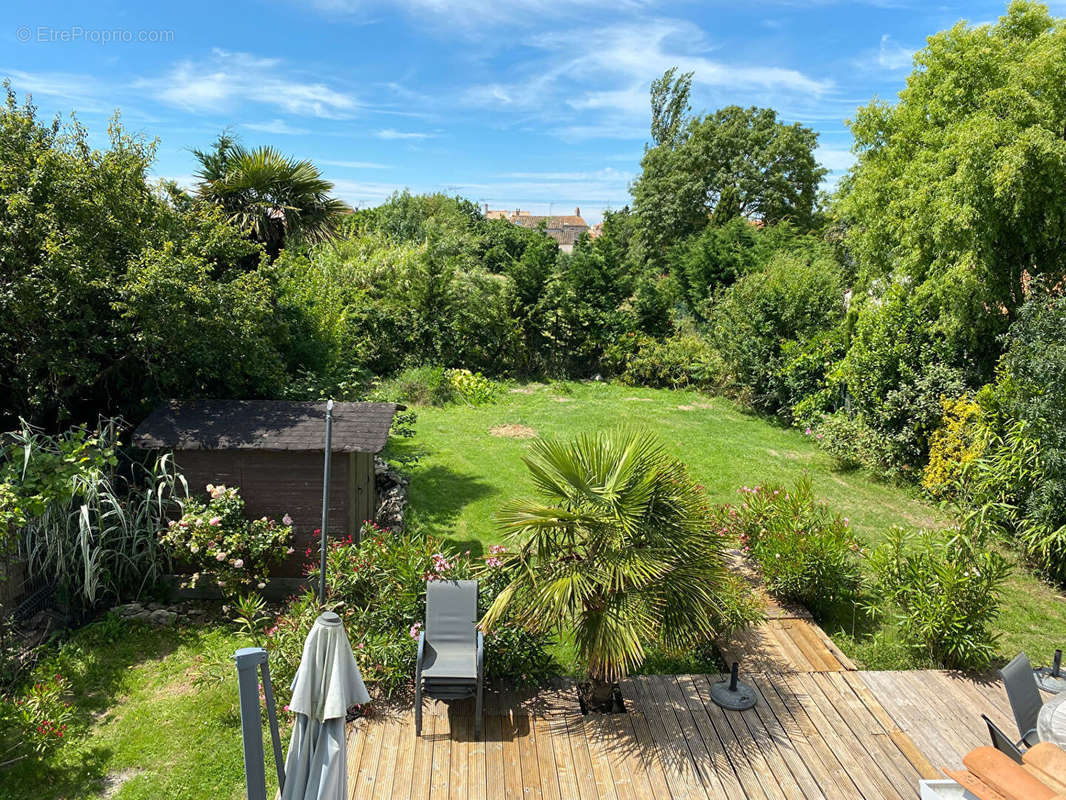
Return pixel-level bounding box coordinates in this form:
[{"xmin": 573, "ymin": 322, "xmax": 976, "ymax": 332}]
[
  {"xmin": 267, "ymin": 523, "xmax": 557, "ymax": 703},
  {"xmin": 0, "ymin": 672, "xmax": 72, "ymax": 770},
  {"xmin": 867, "ymin": 526, "xmax": 1010, "ymax": 670},
  {"xmin": 717, "ymin": 476, "xmax": 863, "ymax": 616}
]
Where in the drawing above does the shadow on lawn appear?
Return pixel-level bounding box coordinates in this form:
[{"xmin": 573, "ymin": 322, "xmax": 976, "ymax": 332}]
[
  {"xmin": 407, "ymin": 463, "xmax": 496, "ymax": 551},
  {"xmin": 3, "ymin": 618, "xmax": 217, "ymax": 799}
]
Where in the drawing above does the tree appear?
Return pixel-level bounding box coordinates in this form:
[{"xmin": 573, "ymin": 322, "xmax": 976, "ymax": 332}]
[
  {"xmin": 0, "ymin": 88, "xmax": 165, "ymax": 427},
  {"xmin": 649, "ymin": 67, "xmax": 693, "ymax": 148},
  {"xmin": 839, "ymin": 0, "xmax": 1066, "ymax": 343},
  {"xmin": 835, "ymin": 0, "xmax": 1066, "ymax": 467},
  {"xmin": 193, "ymin": 134, "xmax": 348, "ymax": 259},
  {"xmin": 633, "ymin": 73, "xmax": 826, "ymax": 262},
  {"xmin": 481, "ymin": 428, "xmax": 748, "ymax": 707}
]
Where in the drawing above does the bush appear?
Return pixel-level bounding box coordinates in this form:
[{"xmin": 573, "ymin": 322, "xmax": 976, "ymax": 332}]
[
  {"xmin": 160, "ymin": 484, "xmax": 293, "ymax": 597},
  {"xmin": 840, "ymin": 282, "xmax": 973, "ymax": 473},
  {"xmin": 716, "ymin": 476, "xmax": 862, "ymax": 617},
  {"xmin": 868, "ymin": 526, "xmax": 1010, "ymax": 670},
  {"xmin": 269, "ymin": 523, "xmax": 557, "ymax": 702},
  {"xmin": 602, "ymin": 333, "xmax": 722, "ymax": 390},
  {"xmin": 711, "ymin": 250, "xmax": 845, "ymax": 415},
  {"xmin": 0, "ymin": 672, "xmax": 72, "ymax": 769},
  {"xmin": 922, "ymin": 396, "xmax": 985, "ymax": 498},
  {"xmin": 813, "ymin": 411, "xmax": 891, "ymax": 473},
  {"xmin": 988, "ymin": 288, "xmax": 1066, "ymax": 581},
  {"xmin": 778, "ymin": 327, "xmax": 846, "ymax": 427},
  {"xmin": 445, "ymin": 368, "xmax": 499, "ymax": 406},
  {"xmin": 371, "ymin": 365, "xmax": 454, "ymax": 406}
]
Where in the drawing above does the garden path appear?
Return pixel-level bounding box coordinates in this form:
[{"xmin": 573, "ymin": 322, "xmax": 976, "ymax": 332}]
[{"xmin": 716, "ymin": 549, "xmax": 856, "ymax": 673}]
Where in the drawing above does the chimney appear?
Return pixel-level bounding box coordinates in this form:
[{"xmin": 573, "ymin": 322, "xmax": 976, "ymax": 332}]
[
  {"xmin": 575, "ymin": 206, "xmax": 580, "ymax": 217},
  {"xmin": 484, "ymin": 203, "xmax": 488, "ymax": 214}
]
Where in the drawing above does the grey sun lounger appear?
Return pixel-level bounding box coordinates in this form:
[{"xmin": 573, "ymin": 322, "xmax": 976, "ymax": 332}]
[{"xmin": 414, "ymin": 579, "xmax": 484, "ymax": 739}]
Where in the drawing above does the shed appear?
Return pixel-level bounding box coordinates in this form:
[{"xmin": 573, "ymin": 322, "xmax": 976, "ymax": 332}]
[{"xmin": 132, "ymin": 400, "xmax": 402, "ymax": 577}]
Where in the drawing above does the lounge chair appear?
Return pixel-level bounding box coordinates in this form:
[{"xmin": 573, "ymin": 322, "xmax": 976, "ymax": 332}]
[
  {"xmin": 414, "ymin": 579, "xmax": 484, "ymax": 740},
  {"xmin": 1000, "ymin": 652, "xmax": 1043, "ymax": 748},
  {"xmin": 983, "ymin": 713, "xmax": 1025, "ymax": 763}
]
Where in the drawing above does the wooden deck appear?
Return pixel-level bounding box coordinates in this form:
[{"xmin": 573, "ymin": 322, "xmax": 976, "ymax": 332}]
[
  {"xmin": 861, "ymin": 670, "xmax": 1052, "ymax": 772},
  {"xmin": 717, "ymin": 549, "xmax": 857, "ymax": 674},
  {"xmin": 344, "ymin": 671, "xmax": 980, "ymax": 799}
]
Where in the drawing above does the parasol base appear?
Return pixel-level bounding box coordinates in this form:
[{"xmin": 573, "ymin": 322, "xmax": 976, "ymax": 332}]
[
  {"xmin": 711, "ymin": 661, "xmax": 757, "ymax": 710},
  {"xmin": 1035, "ymin": 668, "xmax": 1066, "ymax": 694}
]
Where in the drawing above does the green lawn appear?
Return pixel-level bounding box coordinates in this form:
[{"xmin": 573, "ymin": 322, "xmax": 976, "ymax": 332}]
[
  {"xmin": 4, "ymin": 617, "xmax": 278, "ymax": 800},
  {"xmin": 399, "ymin": 380, "xmax": 1066, "ymax": 669}
]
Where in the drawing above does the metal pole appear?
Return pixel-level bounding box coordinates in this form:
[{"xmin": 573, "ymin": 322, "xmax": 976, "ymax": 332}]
[
  {"xmin": 318, "ymin": 399, "xmax": 334, "ymax": 604},
  {"xmin": 234, "ymin": 647, "xmax": 269, "ymax": 800},
  {"xmin": 261, "ymin": 659, "xmax": 285, "ymax": 793}
]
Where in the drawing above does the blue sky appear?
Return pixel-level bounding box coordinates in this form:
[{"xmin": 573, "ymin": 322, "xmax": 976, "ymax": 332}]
[{"xmin": 2, "ymin": 0, "xmax": 1045, "ymax": 223}]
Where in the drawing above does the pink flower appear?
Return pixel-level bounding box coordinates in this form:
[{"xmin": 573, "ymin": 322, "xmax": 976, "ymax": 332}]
[
  {"xmin": 805, "ymin": 427, "xmax": 812, "ymax": 436},
  {"xmin": 216, "ymin": 552, "xmax": 227, "ymax": 561},
  {"xmin": 409, "ymin": 622, "xmax": 422, "ymax": 639},
  {"xmin": 209, "ymin": 517, "xmax": 221, "ymax": 526},
  {"xmin": 286, "ymin": 547, "xmax": 295, "ymax": 554},
  {"xmin": 485, "ymin": 557, "xmax": 503, "ymax": 568},
  {"xmin": 282, "ymin": 514, "xmax": 293, "ymax": 526},
  {"xmin": 232, "ymin": 558, "xmax": 244, "ymax": 568}
]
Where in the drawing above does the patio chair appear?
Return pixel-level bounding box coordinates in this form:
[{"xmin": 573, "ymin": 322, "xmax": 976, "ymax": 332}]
[
  {"xmin": 983, "ymin": 713, "xmax": 1025, "ymax": 763},
  {"xmin": 1000, "ymin": 652, "xmax": 1043, "ymax": 748},
  {"xmin": 414, "ymin": 579, "xmax": 484, "ymax": 740}
]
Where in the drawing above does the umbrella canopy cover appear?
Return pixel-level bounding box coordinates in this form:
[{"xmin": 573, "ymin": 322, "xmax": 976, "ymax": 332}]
[{"xmin": 281, "ymin": 612, "xmax": 370, "ymax": 800}]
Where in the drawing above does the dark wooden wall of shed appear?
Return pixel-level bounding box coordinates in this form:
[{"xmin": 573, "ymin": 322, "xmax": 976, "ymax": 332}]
[{"xmin": 173, "ymin": 450, "xmax": 377, "ymax": 577}]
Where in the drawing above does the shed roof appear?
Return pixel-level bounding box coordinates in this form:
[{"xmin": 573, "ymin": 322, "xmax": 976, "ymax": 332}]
[{"xmin": 132, "ymin": 400, "xmax": 402, "ymax": 454}]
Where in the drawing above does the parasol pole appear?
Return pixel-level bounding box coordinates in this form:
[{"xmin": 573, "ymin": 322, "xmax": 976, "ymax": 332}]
[{"xmin": 318, "ymin": 399, "xmax": 334, "ymax": 604}]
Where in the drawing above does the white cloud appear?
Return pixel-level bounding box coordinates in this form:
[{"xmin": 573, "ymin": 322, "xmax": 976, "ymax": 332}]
[
  {"xmin": 320, "ymin": 159, "xmax": 391, "ymax": 169},
  {"xmin": 2, "ymin": 69, "xmax": 105, "ymax": 110},
  {"xmin": 375, "ymin": 128, "xmax": 435, "ymax": 140},
  {"xmin": 243, "ymin": 119, "xmax": 313, "ymax": 135},
  {"xmin": 878, "ymin": 34, "xmax": 914, "ymax": 70},
  {"xmin": 459, "ymin": 19, "xmax": 833, "ymax": 141},
  {"xmin": 305, "ymin": 0, "xmax": 654, "ymax": 32},
  {"xmin": 140, "ymin": 49, "xmax": 358, "ymax": 118}
]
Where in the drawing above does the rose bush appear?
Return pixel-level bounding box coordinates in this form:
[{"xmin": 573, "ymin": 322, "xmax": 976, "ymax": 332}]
[{"xmin": 160, "ymin": 484, "xmax": 293, "ymax": 596}]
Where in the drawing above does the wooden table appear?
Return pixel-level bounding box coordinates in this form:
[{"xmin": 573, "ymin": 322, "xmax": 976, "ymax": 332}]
[{"xmin": 1038, "ymin": 692, "xmax": 1066, "ymax": 746}]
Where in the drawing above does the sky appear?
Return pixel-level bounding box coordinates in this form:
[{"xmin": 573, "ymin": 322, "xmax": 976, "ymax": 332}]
[{"xmin": 1, "ymin": 0, "xmax": 1048, "ymax": 224}]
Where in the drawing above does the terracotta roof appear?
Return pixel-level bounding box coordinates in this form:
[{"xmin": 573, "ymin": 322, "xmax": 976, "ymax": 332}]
[
  {"xmin": 512, "ymin": 215, "xmax": 587, "ymax": 228},
  {"xmin": 132, "ymin": 400, "xmax": 403, "ymax": 454}
]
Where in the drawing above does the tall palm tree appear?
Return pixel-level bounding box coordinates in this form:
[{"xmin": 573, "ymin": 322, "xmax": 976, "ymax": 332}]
[
  {"xmin": 192, "ymin": 134, "xmax": 348, "ymax": 259},
  {"xmin": 481, "ymin": 428, "xmax": 745, "ymax": 708}
]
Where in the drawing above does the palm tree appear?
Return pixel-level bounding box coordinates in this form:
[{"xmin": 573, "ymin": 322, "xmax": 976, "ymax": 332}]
[
  {"xmin": 481, "ymin": 428, "xmax": 746, "ymax": 708},
  {"xmin": 192, "ymin": 134, "xmax": 348, "ymax": 259}
]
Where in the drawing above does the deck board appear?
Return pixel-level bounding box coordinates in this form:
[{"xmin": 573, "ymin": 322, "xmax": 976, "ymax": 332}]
[{"xmin": 345, "ymin": 670, "xmax": 1024, "ymax": 798}]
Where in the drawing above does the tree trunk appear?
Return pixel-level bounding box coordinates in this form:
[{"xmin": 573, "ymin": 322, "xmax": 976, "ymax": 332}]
[{"xmin": 583, "ymin": 677, "xmax": 619, "ymax": 713}]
